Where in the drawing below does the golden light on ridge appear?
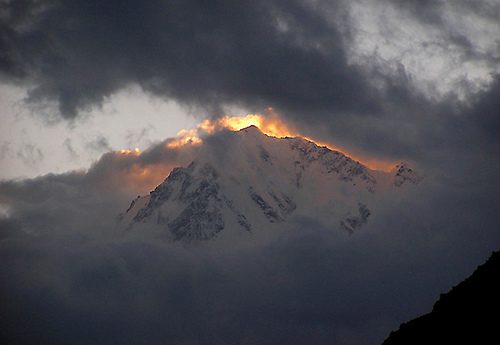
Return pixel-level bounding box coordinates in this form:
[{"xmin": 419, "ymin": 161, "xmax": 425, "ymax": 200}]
[
  {"xmin": 118, "ymin": 148, "xmax": 141, "ymax": 155},
  {"xmin": 166, "ymin": 128, "xmax": 203, "ymax": 148},
  {"xmin": 165, "ymin": 113, "xmax": 395, "ymax": 171},
  {"xmin": 166, "ymin": 113, "xmax": 300, "ymax": 148},
  {"xmin": 114, "ymin": 113, "xmax": 394, "ymax": 193}
]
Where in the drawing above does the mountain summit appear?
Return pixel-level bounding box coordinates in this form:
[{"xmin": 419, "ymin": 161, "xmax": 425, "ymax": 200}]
[{"xmin": 121, "ymin": 127, "xmax": 419, "ymax": 241}]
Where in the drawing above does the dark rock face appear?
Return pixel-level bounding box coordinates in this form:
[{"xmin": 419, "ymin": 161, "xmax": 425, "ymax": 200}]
[
  {"xmin": 168, "ymin": 179, "xmax": 224, "ymax": 241},
  {"xmin": 288, "ymin": 137, "xmax": 376, "ymax": 191},
  {"xmin": 269, "ymin": 191, "xmax": 296, "ymax": 215},
  {"xmin": 249, "ymin": 187, "xmax": 283, "ymax": 223},
  {"xmin": 259, "ymin": 145, "xmax": 272, "ymax": 164},
  {"xmin": 340, "ymin": 203, "xmax": 371, "ymax": 234},
  {"xmin": 133, "ymin": 163, "xmax": 226, "ymax": 241},
  {"xmin": 236, "ymin": 214, "xmax": 252, "ymax": 232},
  {"xmin": 123, "ymin": 130, "xmax": 417, "ymax": 241},
  {"xmin": 393, "ymin": 162, "xmax": 420, "ymax": 187},
  {"xmin": 382, "ymin": 251, "xmax": 500, "ymax": 345}
]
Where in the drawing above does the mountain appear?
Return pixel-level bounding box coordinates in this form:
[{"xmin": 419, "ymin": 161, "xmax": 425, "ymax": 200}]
[
  {"xmin": 120, "ymin": 126, "xmax": 419, "ymax": 241},
  {"xmin": 382, "ymin": 251, "xmax": 500, "ymax": 344}
]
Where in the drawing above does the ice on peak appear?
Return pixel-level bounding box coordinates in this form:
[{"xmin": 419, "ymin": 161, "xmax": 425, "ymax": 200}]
[
  {"xmin": 120, "ymin": 129, "xmax": 420, "ymax": 241},
  {"xmin": 239, "ymin": 125, "xmax": 262, "ymax": 133}
]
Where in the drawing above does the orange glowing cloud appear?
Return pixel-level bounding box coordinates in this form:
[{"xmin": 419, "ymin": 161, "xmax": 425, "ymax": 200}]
[
  {"xmin": 121, "ymin": 163, "xmax": 174, "ymax": 192},
  {"xmin": 166, "ymin": 129, "xmax": 203, "ymax": 148},
  {"xmin": 166, "ymin": 113, "xmax": 299, "ymax": 148},
  {"xmin": 99, "ymin": 148, "xmax": 174, "ymax": 193},
  {"xmin": 164, "ymin": 113, "xmax": 395, "ymax": 171},
  {"xmin": 118, "ymin": 148, "xmax": 141, "ymax": 155}
]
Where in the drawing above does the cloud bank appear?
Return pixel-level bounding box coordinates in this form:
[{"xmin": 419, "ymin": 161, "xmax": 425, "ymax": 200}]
[
  {"xmin": 1, "ymin": 1, "xmax": 500, "ymax": 344},
  {"xmin": 1, "ymin": 130, "xmax": 500, "ymax": 344},
  {"xmin": 1, "ymin": 0, "xmax": 499, "ymax": 163}
]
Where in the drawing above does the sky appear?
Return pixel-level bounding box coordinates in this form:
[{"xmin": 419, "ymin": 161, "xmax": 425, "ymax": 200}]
[
  {"xmin": 1, "ymin": 1, "xmax": 500, "ymax": 344},
  {"xmin": 0, "ymin": 83, "xmax": 199, "ymax": 179}
]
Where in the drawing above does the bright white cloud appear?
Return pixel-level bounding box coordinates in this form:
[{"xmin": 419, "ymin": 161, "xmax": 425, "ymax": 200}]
[
  {"xmin": 0, "ymin": 84, "xmax": 198, "ymax": 179},
  {"xmin": 346, "ymin": 0, "xmax": 500, "ymax": 101}
]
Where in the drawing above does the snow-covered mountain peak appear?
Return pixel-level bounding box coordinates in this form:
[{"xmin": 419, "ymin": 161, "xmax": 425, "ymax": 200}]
[
  {"xmin": 239, "ymin": 124, "xmax": 261, "ymax": 133},
  {"xmin": 120, "ymin": 128, "xmax": 419, "ymax": 241}
]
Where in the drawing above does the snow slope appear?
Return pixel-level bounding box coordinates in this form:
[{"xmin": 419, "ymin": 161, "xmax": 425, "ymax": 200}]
[{"xmin": 120, "ymin": 126, "xmax": 419, "ymax": 241}]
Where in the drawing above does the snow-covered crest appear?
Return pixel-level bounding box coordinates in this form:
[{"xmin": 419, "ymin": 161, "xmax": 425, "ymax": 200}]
[{"xmin": 120, "ymin": 126, "xmax": 419, "ymax": 241}]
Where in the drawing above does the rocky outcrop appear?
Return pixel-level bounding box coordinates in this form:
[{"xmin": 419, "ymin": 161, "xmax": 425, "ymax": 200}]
[{"xmin": 383, "ymin": 251, "xmax": 500, "ymax": 344}]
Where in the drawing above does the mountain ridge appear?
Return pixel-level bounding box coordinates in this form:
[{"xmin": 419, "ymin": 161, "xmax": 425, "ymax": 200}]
[{"xmin": 120, "ymin": 127, "xmax": 419, "ymax": 241}]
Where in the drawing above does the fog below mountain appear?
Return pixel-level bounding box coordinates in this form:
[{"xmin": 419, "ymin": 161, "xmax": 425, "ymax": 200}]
[{"xmin": 2, "ymin": 129, "xmax": 499, "ymax": 345}]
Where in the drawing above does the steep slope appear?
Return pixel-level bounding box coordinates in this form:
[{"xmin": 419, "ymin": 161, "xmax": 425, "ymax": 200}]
[
  {"xmin": 382, "ymin": 251, "xmax": 500, "ymax": 345},
  {"xmin": 121, "ymin": 126, "xmax": 418, "ymax": 240}
]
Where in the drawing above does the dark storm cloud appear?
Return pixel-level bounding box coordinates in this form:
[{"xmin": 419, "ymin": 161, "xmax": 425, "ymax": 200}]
[
  {"xmin": 0, "ymin": 138, "xmax": 188, "ymax": 240},
  {"xmin": 282, "ymin": 63, "xmax": 500, "ymax": 170},
  {"xmin": 0, "ymin": 0, "xmax": 380, "ymax": 118},
  {"xmin": 1, "ymin": 0, "xmax": 498, "ymax": 165},
  {"xmin": 467, "ymin": 75, "xmax": 500, "ymax": 144},
  {"xmin": 1, "ymin": 129, "xmax": 500, "ymax": 344},
  {"xmin": 1, "ymin": 1, "xmax": 500, "ymax": 344},
  {"xmin": 278, "ymin": 0, "xmax": 500, "ymax": 165},
  {"xmin": 1, "ymin": 164, "xmax": 500, "ymax": 344}
]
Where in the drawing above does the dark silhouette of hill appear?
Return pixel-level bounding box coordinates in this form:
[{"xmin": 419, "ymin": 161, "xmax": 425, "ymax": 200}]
[{"xmin": 383, "ymin": 251, "xmax": 500, "ymax": 345}]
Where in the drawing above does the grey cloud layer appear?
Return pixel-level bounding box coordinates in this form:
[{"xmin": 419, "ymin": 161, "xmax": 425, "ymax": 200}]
[
  {"xmin": 1, "ymin": 130, "xmax": 500, "ymax": 344},
  {"xmin": 1, "ymin": 0, "xmax": 499, "ymax": 164},
  {"xmin": 1, "ymin": 1, "xmax": 500, "ymax": 344},
  {"xmin": 0, "ymin": 0, "xmax": 376, "ymax": 117},
  {"xmin": 1, "ymin": 168, "xmax": 499, "ymax": 345}
]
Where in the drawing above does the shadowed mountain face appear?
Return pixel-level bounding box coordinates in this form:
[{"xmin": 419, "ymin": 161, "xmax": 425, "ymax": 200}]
[
  {"xmin": 382, "ymin": 251, "xmax": 500, "ymax": 345},
  {"xmin": 121, "ymin": 126, "xmax": 418, "ymax": 241}
]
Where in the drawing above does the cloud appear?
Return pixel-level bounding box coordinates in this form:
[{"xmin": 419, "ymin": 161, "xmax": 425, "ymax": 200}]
[
  {"xmin": 1, "ymin": 0, "xmax": 499, "ymax": 167},
  {"xmin": 0, "ymin": 0, "xmax": 394, "ymax": 119},
  {"xmin": 1, "ymin": 130, "xmax": 500, "ymax": 345},
  {"xmin": 1, "ymin": 1, "xmax": 497, "ymax": 118},
  {"xmin": 467, "ymin": 75, "xmax": 500, "ymax": 144},
  {"xmin": 1, "ymin": 2, "xmax": 500, "ymax": 344},
  {"xmin": 85, "ymin": 135, "xmax": 111, "ymax": 154},
  {"xmin": 16, "ymin": 142, "xmax": 44, "ymax": 168},
  {"xmin": 63, "ymin": 138, "xmax": 79, "ymax": 159},
  {"xmin": 0, "ymin": 141, "xmax": 10, "ymax": 160},
  {"xmin": 1, "ymin": 181, "xmax": 499, "ymax": 344},
  {"xmin": 124, "ymin": 126, "xmax": 153, "ymax": 149}
]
